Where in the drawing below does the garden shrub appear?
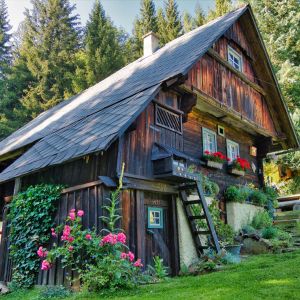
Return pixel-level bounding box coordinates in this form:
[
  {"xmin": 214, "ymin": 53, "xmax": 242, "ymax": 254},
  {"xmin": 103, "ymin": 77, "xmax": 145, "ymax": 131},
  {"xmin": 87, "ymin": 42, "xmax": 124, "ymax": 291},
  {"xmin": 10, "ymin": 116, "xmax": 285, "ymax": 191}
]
[
  {"xmin": 261, "ymin": 226, "xmax": 278, "ymax": 239},
  {"xmin": 224, "ymin": 186, "xmax": 245, "ymax": 203},
  {"xmin": 8, "ymin": 184, "xmax": 63, "ymax": 288},
  {"xmin": 249, "ymin": 190, "xmax": 268, "ymax": 206},
  {"xmin": 251, "ymin": 211, "xmax": 273, "ymax": 230}
]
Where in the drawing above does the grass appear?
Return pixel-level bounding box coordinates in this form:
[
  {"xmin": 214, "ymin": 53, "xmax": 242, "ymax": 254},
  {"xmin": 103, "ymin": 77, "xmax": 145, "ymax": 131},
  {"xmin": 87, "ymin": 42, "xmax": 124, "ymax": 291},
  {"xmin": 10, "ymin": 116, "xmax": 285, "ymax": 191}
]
[{"xmin": 2, "ymin": 251, "xmax": 300, "ymax": 300}]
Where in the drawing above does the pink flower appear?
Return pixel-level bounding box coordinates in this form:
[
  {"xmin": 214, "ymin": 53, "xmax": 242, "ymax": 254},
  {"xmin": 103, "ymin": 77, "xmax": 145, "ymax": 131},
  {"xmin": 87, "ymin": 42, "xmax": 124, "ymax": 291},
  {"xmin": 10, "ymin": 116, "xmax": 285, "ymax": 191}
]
[
  {"xmin": 68, "ymin": 236, "xmax": 74, "ymax": 243},
  {"xmin": 51, "ymin": 228, "xmax": 57, "ymax": 238},
  {"xmin": 133, "ymin": 259, "xmax": 143, "ymax": 268},
  {"xmin": 69, "ymin": 212, "xmax": 76, "ymax": 221},
  {"xmin": 68, "ymin": 246, "xmax": 74, "ymax": 251},
  {"xmin": 70, "ymin": 208, "xmax": 75, "ymax": 212},
  {"xmin": 85, "ymin": 234, "xmax": 92, "ymax": 240},
  {"xmin": 100, "ymin": 233, "xmax": 117, "ymax": 246},
  {"xmin": 77, "ymin": 210, "xmax": 84, "ymax": 217},
  {"xmin": 128, "ymin": 251, "xmax": 135, "ymax": 262},
  {"xmin": 120, "ymin": 252, "xmax": 127, "ymax": 259},
  {"xmin": 41, "ymin": 260, "xmax": 51, "ymax": 271},
  {"xmin": 37, "ymin": 246, "xmax": 48, "ymax": 258},
  {"xmin": 117, "ymin": 232, "xmax": 126, "ymax": 244},
  {"xmin": 61, "ymin": 225, "xmax": 71, "ymax": 241}
]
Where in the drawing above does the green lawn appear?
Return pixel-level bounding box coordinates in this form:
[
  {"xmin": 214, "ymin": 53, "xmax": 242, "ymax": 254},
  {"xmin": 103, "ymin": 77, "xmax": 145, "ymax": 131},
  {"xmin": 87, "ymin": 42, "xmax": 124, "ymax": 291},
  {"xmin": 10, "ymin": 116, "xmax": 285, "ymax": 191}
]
[{"xmin": 2, "ymin": 251, "xmax": 300, "ymax": 300}]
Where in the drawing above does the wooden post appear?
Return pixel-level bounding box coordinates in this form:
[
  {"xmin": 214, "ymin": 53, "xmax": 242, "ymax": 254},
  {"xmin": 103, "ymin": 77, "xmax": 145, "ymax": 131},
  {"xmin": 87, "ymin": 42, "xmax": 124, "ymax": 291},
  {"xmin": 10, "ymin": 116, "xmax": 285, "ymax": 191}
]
[{"xmin": 13, "ymin": 177, "xmax": 21, "ymax": 195}]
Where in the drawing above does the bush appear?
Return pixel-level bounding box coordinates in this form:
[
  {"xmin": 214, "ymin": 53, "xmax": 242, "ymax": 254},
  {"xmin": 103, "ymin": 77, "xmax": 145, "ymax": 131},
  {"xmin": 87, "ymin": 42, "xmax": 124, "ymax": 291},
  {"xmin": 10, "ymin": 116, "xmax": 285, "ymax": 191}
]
[
  {"xmin": 262, "ymin": 226, "xmax": 278, "ymax": 239},
  {"xmin": 224, "ymin": 186, "xmax": 245, "ymax": 203},
  {"xmin": 251, "ymin": 211, "xmax": 273, "ymax": 230},
  {"xmin": 242, "ymin": 225, "xmax": 256, "ymax": 235},
  {"xmin": 250, "ymin": 190, "xmax": 268, "ymax": 206},
  {"xmin": 8, "ymin": 184, "xmax": 63, "ymax": 288}
]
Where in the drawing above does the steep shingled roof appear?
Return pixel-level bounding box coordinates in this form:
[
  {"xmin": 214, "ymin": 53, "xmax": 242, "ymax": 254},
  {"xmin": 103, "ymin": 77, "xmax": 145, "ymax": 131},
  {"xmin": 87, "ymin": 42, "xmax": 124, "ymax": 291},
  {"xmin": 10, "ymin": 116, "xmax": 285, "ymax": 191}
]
[{"xmin": 0, "ymin": 6, "xmax": 249, "ymax": 182}]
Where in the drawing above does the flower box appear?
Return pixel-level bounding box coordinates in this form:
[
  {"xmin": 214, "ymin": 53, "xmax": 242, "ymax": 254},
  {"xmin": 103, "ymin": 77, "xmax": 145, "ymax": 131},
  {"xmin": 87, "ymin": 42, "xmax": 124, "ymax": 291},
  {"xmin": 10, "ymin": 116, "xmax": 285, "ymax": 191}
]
[
  {"xmin": 206, "ymin": 160, "xmax": 223, "ymax": 170},
  {"xmin": 228, "ymin": 167, "xmax": 245, "ymax": 176}
]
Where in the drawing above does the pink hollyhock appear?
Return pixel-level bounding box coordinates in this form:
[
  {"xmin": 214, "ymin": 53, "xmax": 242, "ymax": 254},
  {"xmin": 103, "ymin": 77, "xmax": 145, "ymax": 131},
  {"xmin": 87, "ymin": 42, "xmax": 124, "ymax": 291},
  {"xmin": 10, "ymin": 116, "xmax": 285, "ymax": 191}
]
[
  {"xmin": 85, "ymin": 234, "xmax": 92, "ymax": 240},
  {"xmin": 133, "ymin": 259, "xmax": 143, "ymax": 268},
  {"xmin": 61, "ymin": 225, "xmax": 71, "ymax": 241},
  {"xmin": 51, "ymin": 228, "xmax": 57, "ymax": 238},
  {"xmin": 68, "ymin": 236, "xmax": 74, "ymax": 243},
  {"xmin": 70, "ymin": 208, "xmax": 75, "ymax": 212},
  {"xmin": 120, "ymin": 252, "xmax": 127, "ymax": 259},
  {"xmin": 77, "ymin": 210, "xmax": 84, "ymax": 217},
  {"xmin": 117, "ymin": 232, "xmax": 126, "ymax": 244},
  {"xmin": 69, "ymin": 211, "xmax": 76, "ymax": 221},
  {"xmin": 128, "ymin": 251, "xmax": 135, "ymax": 262},
  {"xmin": 41, "ymin": 260, "xmax": 51, "ymax": 271},
  {"xmin": 37, "ymin": 246, "xmax": 48, "ymax": 258},
  {"xmin": 68, "ymin": 246, "xmax": 74, "ymax": 251}
]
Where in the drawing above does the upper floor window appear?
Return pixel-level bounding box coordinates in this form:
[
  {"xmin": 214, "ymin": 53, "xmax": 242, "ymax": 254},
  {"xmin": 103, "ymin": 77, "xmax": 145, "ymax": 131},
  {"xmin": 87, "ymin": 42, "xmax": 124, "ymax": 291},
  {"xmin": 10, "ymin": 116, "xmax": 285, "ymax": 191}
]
[
  {"xmin": 228, "ymin": 46, "xmax": 242, "ymax": 72},
  {"xmin": 202, "ymin": 127, "xmax": 217, "ymax": 154},
  {"xmin": 226, "ymin": 139, "xmax": 240, "ymax": 161}
]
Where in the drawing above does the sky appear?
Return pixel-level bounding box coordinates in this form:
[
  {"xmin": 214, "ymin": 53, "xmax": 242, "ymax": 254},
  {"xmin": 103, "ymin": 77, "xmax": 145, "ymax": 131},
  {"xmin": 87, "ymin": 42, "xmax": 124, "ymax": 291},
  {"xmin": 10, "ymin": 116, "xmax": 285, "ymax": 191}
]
[{"xmin": 6, "ymin": 0, "xmax": 215, "ymax": 34}]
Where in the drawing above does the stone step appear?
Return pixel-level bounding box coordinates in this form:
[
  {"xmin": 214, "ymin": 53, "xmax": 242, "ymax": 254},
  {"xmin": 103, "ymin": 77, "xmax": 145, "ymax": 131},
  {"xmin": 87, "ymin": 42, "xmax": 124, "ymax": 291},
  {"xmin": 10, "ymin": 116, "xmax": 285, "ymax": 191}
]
[{"xmin": 274, "ymin": 219, "xmax": 300, "ymax": 225}]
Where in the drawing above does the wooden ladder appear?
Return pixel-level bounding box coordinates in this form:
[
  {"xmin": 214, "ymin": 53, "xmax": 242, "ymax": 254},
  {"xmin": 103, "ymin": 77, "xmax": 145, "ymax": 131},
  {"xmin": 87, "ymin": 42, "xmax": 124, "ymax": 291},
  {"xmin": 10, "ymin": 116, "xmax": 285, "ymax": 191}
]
[{"xmin": 179, "ymin": 181, "xmax": 221, "ymax": 255}]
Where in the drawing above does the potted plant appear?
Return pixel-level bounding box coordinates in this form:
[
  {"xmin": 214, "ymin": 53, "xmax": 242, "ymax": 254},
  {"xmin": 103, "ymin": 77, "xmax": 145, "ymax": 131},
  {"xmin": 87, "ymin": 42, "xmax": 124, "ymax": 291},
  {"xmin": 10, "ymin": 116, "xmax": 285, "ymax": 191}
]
[
  {"xmin": 203, "ymin": 151, "xmax": 229, "ymax": 170},
  {"xmin": 228, "ymin": 157, "xmax": 250, "ymax": 176}
]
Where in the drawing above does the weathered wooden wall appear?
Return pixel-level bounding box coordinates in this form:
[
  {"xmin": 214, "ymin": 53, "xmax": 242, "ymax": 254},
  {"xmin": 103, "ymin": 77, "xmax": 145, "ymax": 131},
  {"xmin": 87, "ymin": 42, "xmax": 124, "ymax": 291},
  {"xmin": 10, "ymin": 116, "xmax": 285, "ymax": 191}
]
[
  {"xmin": 21, "ymin": 142, "xmax": 118, "ymax": 188},
  {"xmin": 186, "ymin": 21, "xmax": 276, "ymax": 135}
]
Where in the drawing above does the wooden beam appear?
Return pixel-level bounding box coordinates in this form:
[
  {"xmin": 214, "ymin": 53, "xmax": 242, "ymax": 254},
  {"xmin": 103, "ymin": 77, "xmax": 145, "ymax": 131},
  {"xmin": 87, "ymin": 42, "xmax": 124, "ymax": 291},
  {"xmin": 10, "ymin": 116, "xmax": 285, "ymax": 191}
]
[
  {"xmin": 123, "ymin": 173, "xmax": 178, "ymax": 194},
  {"xmin": 61, "ymin": 180, "xmax": 102, "ymax": 194},
  {"xmin": 207, "ymin": 48, "xmax": 266, "ymax": 96},
  {"xmin": 180, "ymin": 84, "xmax": 278, "ymax": 139},
  {"xmin": 13, "ymin": 177, "xmax": 21, "ymax": 195}
]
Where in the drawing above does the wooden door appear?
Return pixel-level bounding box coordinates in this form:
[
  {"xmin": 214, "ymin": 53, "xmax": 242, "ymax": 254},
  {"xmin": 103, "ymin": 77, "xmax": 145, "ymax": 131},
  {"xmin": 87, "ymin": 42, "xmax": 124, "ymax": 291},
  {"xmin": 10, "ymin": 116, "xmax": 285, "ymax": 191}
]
[{"xmin": 144, "ymin": 192, "xmax": 179, "ymax": 275}]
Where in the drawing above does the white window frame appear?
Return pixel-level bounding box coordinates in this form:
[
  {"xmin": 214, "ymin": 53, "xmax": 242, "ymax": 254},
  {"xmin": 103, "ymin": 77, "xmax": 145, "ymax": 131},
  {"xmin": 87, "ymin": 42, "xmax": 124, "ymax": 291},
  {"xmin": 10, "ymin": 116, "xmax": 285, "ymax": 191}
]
[
  {"xmin": 226, "ymin": 139, "xmax": 240, "ymax": 162},
  {"xmin": 228, "ymin": 46, "xmax": 242, "ymax": 72},
  {"xmin": 202, "ymin": 127, "xmax": 217, "ymax": 154}
]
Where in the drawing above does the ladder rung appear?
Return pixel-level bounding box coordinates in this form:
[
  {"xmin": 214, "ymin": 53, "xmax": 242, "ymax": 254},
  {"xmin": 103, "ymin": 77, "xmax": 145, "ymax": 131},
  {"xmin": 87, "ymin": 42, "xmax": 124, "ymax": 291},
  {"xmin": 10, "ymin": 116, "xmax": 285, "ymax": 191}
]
[
  {"xmin": 194, "ymin": 230, "xmax": 210, "ymax": 235},
  {"xmin": 188, "ymin": 215, "xmax": 206, "ymax": 220},
  {"xmin": 183, "ymin": 200, "xmax": 200, "ymax": 205}
]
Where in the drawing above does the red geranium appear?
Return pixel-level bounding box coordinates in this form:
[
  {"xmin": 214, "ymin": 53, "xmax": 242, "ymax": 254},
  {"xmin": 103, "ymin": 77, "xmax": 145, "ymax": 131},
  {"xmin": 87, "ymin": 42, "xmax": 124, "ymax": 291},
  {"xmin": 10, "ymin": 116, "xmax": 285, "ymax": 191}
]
[
  {"xmin": 203, "ymin": 151, "xmax": 229, "ymax": 163},
  {"xmin": 231, "ymin": 157, "xmax": 251, "ymax": 171}
]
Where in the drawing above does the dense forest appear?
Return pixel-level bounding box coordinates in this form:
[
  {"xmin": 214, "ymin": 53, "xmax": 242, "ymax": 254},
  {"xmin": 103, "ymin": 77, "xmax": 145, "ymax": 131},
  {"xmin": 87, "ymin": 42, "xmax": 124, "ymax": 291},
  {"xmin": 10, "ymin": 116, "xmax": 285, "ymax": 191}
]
[{"xmin": 0, "ymin": 0, "xmax": 299, "ymax": 189}]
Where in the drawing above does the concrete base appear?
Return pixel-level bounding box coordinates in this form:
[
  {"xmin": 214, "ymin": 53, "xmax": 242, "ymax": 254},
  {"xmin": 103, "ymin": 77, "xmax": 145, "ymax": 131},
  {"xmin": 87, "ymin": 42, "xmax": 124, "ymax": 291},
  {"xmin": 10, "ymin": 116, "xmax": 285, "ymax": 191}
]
[
  {"xmin": 176, "ymin": 197, "xmax": 198, "ymax": 268},
  {"xmin": 226, "ymin": 202, "xmax": 264, "ymax": 232}
]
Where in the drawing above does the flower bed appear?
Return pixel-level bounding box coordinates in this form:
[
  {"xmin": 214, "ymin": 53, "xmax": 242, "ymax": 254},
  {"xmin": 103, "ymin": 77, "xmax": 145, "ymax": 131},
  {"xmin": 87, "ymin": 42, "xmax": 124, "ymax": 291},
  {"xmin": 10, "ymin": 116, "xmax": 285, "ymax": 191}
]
[{"xmin": 228, "ymin": 157, "xmax": 250, "ymax": 176}]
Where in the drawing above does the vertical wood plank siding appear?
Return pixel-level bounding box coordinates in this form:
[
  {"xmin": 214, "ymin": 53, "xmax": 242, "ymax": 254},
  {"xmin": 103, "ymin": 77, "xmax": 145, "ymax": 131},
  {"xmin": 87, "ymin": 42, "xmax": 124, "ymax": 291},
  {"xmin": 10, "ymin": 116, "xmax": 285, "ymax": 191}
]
[{"xmin": 186, "ymin": 21, "xmax": 276, "ymax": 135}]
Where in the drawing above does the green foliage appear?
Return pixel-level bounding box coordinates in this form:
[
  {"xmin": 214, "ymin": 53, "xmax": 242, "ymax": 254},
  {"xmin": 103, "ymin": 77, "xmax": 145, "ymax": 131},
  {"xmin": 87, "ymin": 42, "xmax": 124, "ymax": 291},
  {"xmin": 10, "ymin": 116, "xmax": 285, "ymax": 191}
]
[
  {"xmin": 261, "ymin": 226, "xmax": 278, "ymax": 239},
  {"xmin": 158, "ymin": 0, "xmax": 182, "ymax": 45},
  {"xmin": 84, "ymin": 0, "xmax": 125, "ymax": 87},
  {"xmin": 81, "ymin": 254, "xmax": 140, "ymax": 292},
  {"xmin": 18, "ymin": 0, "xmax": 80, "ymax": 117},
  {"xmin": 147, "ymin": 256, "xmax": 168, "ymax": 280},
  {"xmin": 38, "ymin": 285, "xmax": 71, "ymax": 299},
  {"xmin": 101, "ymin": 163, "xmax": 125, "ymax": 233},
  {"xmin": 8, "ymin": 184, "xmax": 63, "ymax": 288},
  {"xmin": 251, "ymin": 211, "xmax": 273, "ymax": 230},
  {"xmin": 207, "ymin": 0, "xmax": 232, "ymax": 21},
  {"xmin": 224, "ymin": 186, "xmax": 246, "ymax": 203},
  {"xmin": 249, "ymin": 190, "xmax": 268, "ymax": 206}
]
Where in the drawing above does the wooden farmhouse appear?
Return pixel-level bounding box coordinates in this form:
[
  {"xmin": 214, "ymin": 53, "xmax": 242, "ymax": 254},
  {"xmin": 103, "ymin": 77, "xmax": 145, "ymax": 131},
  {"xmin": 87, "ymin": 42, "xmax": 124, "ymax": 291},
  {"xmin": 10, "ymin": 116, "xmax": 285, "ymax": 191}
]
[{"xmin": 0, "ymin": 5, "xmax": 298, "ymax": 284}]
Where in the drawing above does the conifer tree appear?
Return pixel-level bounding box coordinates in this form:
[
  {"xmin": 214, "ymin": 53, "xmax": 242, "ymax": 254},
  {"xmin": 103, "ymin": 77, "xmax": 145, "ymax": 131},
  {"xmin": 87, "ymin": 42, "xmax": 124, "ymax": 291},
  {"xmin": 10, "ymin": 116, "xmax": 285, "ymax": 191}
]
[
  {"xmin": 84, "ymin": 0, "xmax": 124, "ymax": 86},
  {"xmin": 132, "ymin": 0, "xmax": 158, "ymax": 58},
  {"xmin": 183, "ymin": 12, "xmax": 193, "ymax": 33},
  {"xmin": 157, "ymin": 8, "xmax": 168, "ymax": 45},
  {"xmin": 193, "ymin": 3, "xmax": 206, "ymax": 27},
  {"xmin": 17, "ymin": 0, "xmax": 81, "ymax": 118},
  {"xmin": 0, "ymin": 0, "xmax": 11, "ymax": 79},
  {"xmin": 163, "ymin": 0, "xmax": 182, "ymax": 43},
  {"xmin": 207, "ymin": 0, "xmax": 232, "ymax": 20}
]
